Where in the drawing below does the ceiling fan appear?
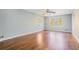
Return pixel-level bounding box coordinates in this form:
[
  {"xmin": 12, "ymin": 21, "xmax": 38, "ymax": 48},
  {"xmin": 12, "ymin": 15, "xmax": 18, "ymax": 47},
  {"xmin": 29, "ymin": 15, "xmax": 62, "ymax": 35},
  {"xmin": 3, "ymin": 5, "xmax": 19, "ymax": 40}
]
[
  {"xmin": 46, "ymin": 9, "xmax": 56, "ymax": 14},
  {"xmin": 42, "ymin": 9, "xmax": 56, "ymax": 16}
]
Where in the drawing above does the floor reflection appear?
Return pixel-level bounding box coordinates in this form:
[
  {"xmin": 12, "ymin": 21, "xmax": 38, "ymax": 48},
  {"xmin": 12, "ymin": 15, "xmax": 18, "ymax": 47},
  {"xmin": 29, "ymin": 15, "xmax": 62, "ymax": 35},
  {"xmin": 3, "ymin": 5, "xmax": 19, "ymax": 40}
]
[
  {"xmin": 36, "ymin": 33, "xmax": 44, "ymax": 48},
  {"xmin": 48, "ymin": 32, "xmax": 69, "ymax": 50}
]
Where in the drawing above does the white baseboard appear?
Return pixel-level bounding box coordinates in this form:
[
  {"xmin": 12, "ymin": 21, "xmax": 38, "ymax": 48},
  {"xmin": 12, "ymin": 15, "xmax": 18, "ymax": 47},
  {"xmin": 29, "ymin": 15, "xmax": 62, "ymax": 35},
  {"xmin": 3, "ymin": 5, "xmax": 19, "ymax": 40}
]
[
  {"xmin": 75, "ymin": 36, "xmax": 79, "ymax": 43},
  {"xmin": 73, "ymin": 34, "xmax": 79, "ymax": 43},
  {"xmin": 0, "ymin": 29, "xmax": 44, "ymax": 42}
]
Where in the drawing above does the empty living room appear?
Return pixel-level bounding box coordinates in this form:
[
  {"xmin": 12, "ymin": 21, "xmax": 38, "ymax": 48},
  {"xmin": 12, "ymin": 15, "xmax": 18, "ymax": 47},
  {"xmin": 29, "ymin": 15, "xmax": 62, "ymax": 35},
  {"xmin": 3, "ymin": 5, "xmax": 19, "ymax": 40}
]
[{"xmin": 0, "ymin": 9, "xmax": 79, "ymax": 50}]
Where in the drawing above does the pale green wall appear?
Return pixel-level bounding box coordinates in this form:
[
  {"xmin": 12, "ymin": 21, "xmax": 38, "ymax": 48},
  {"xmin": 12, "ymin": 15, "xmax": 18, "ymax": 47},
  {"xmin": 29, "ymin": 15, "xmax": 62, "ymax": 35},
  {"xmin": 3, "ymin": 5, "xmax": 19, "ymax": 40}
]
[
  {"xmin": 0, "ymin": 9, "xmax": 44, "ymax": 38},
  {"xmin": 0, "ymin": 10, "xmax": 6, "ymax": 38}
]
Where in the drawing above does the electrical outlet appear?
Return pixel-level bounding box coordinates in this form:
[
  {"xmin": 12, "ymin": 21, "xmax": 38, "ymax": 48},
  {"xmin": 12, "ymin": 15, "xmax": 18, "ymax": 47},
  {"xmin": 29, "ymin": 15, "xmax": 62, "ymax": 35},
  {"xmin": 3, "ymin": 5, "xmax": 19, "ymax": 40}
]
[{"xmin": 0, "ymin": 36, "xmax": 4, "ymax": 39}]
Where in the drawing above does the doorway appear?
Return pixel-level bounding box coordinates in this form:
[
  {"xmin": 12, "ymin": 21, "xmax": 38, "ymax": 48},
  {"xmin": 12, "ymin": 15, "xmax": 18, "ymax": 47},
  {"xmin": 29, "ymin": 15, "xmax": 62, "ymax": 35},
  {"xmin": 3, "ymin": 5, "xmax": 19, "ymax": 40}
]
[{"xmin": 44, "ymin": 14, "xmax": 72, "ymax": 33}]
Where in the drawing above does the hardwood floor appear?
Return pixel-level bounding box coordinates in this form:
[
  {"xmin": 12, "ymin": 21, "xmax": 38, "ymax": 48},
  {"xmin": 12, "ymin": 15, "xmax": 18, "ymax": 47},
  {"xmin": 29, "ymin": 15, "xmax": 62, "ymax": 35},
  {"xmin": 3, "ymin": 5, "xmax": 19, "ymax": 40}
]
[{"xmin": 0, "ymin": 31, "xmax": 79, "ymax": 50}]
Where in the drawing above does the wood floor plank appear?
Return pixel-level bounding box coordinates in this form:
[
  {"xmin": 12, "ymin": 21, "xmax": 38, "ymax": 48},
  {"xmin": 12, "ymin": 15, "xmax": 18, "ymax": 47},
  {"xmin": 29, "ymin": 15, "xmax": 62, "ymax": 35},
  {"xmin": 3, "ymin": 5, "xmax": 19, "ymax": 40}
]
[{"xmin": 0, "ymin": 31, "xmax": 79, "ymax": 50}]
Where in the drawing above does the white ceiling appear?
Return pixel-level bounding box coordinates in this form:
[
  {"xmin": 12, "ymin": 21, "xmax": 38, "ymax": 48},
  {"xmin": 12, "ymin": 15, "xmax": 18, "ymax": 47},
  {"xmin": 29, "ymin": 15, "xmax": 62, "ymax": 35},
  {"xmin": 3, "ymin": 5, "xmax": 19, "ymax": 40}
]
[{"xmin": 25, "ymin": 9, "xmax": 73, "ymax": 16}]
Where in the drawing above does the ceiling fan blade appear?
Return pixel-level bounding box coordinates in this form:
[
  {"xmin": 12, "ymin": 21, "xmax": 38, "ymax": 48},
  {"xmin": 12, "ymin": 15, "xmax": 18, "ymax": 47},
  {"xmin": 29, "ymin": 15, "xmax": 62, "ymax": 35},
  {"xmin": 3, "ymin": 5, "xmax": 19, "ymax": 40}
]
[{"xmin": 46, "ymin": 9, "xmax": 56, "ymax": 14}]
